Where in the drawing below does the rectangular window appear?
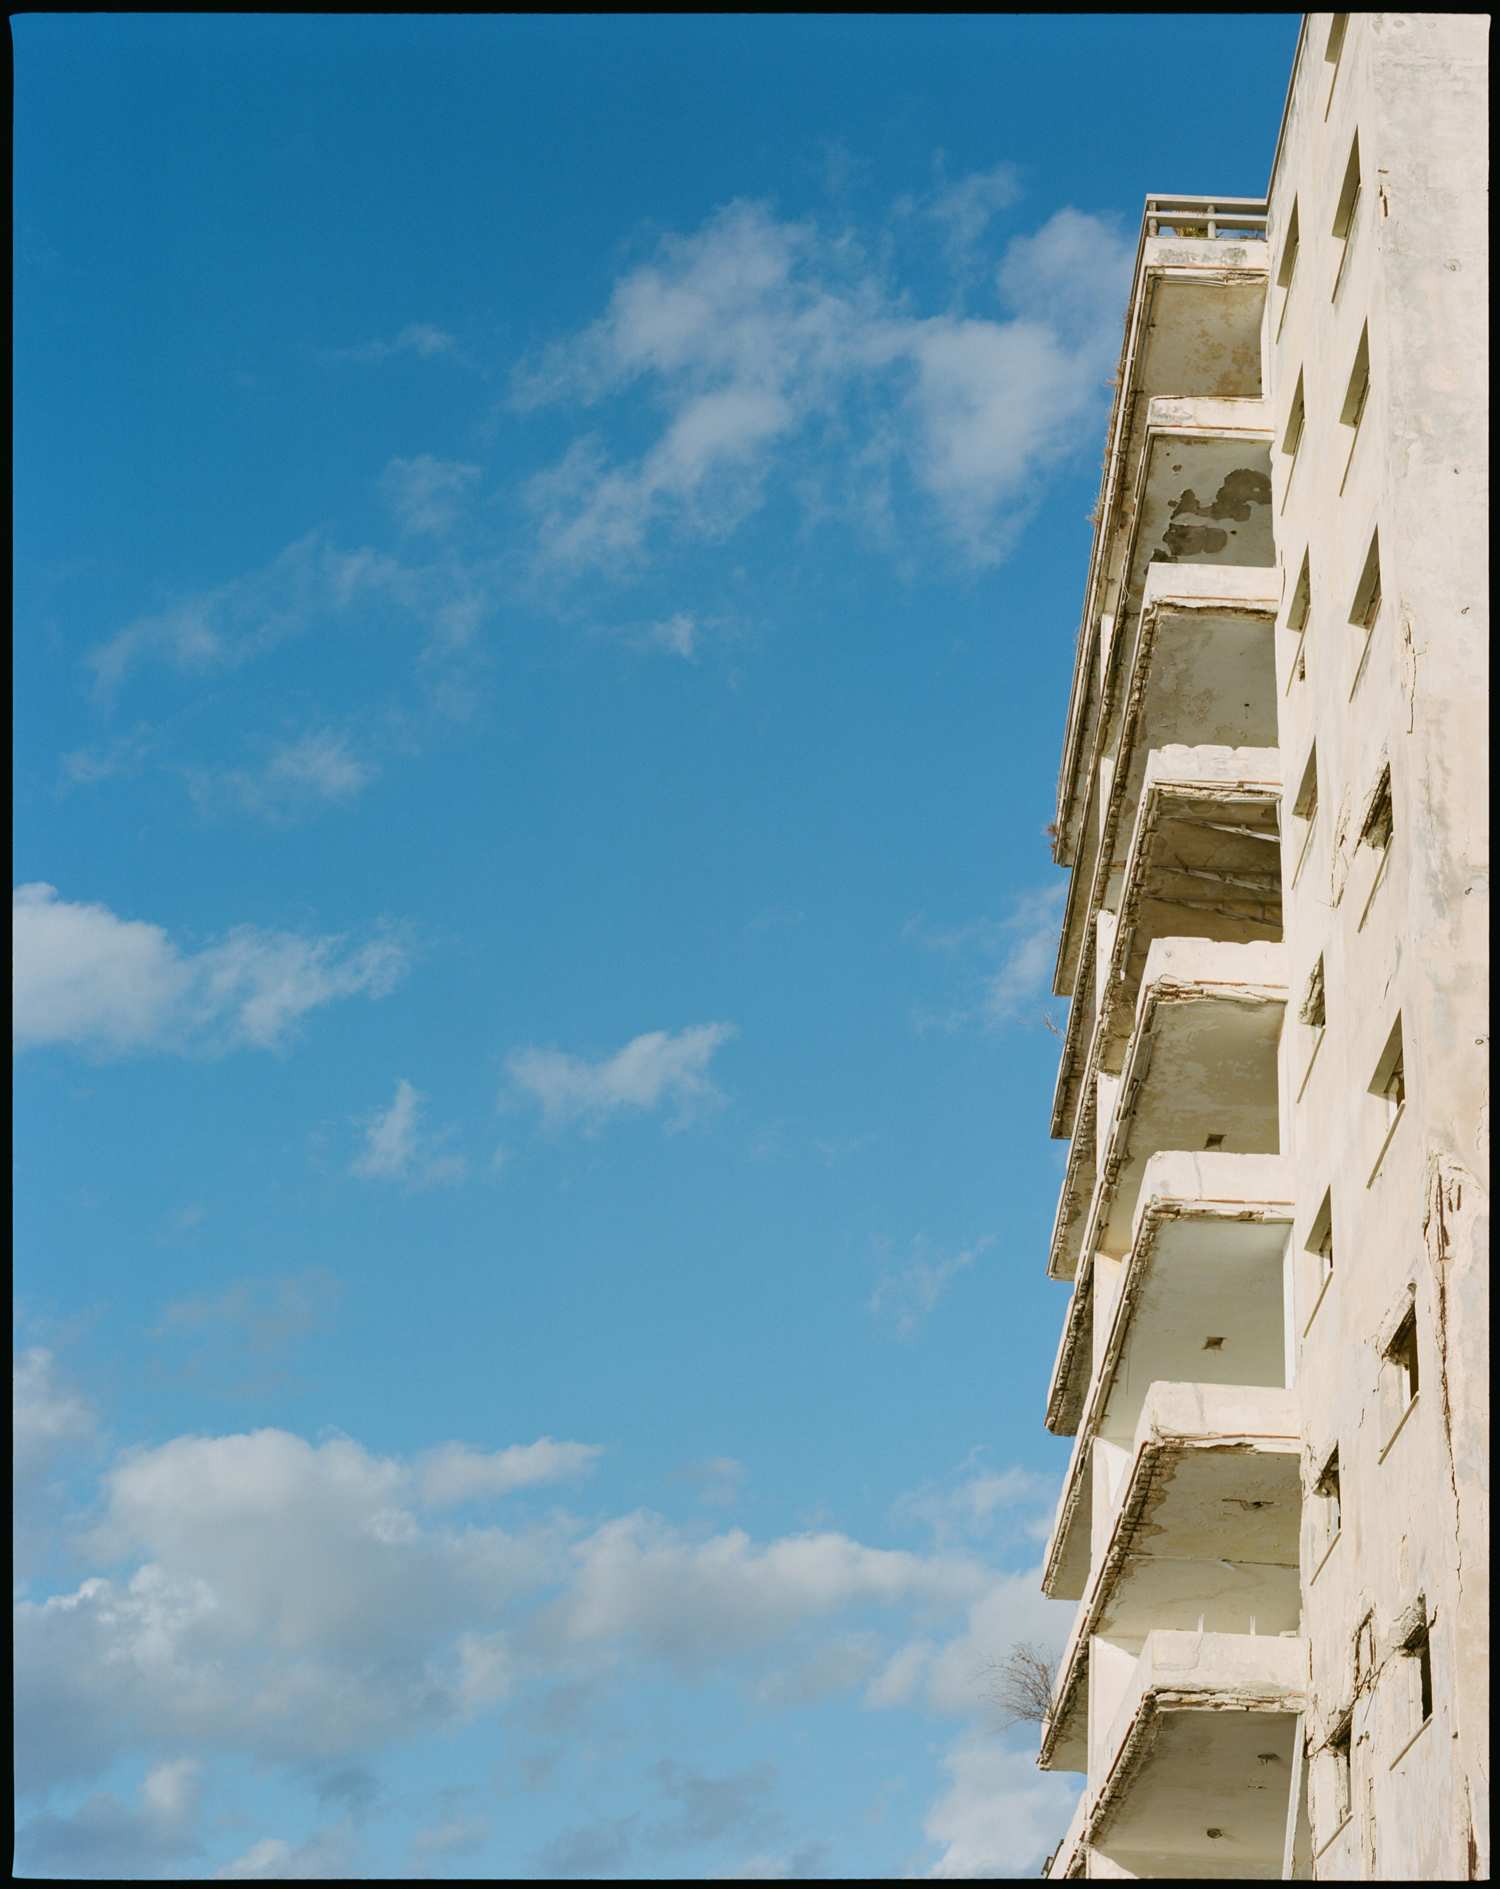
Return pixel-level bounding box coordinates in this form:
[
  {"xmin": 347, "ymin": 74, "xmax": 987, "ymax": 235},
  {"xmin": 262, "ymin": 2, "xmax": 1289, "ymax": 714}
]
[
  {"xmin": 1339, "ymin": 325, "xmax": 1371, "ymax": 491},
  {"xmin": 1299, "ymin": 955, "xmax": 1326, "ymax": 1092},
  {"xmin": 1326, "ymin": 1713, "xmax": 1353, "ymax": 1831},
  {"xmin": 1292, "ymin": 743, "xmax": 1319, "ymax": 884},
  {"xmin": 1276, "ymin": 200, "xmax": 1300, "ymax": 339},
  {"xmin": 1325, "ymin": 15, "xmax": 1350, "ymax": 124},
  {"xmin": 1305, "ymin": 1189, "xmax": 1335, "ymax": 1306},
  {"xmin": 1332, "ymin": 134, "xmax": 1362, "ymax": 299},
  {"xmin": 1360, "ymin": 765, "xmax": 1393, "ymax": 851},
  {"xmin": 1315, "ymin": 1444, "xmax": 1341, "ymax": 1540},
  {"xmin": 1348, "ymin": 529, "xmax": 1381, "ymax": 695},
  {"xmin": 1283, "ymin": 370, "xmax": 1306, "ymax": 458},
  {"xmin": 1286, "ymin": 549, "xmax": 1311, "ymax": 687},
  {"xmin": 1389, "ymin": 1311, "xmax": 1419, "ymax": 1407},
  {"xmin": 1370, "ymin": 1012, "xmax": 1406, "ymax": 1119}
]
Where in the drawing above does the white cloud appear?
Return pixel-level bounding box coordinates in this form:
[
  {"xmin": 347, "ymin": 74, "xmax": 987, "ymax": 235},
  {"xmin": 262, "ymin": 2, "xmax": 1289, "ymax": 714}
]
[
  {"xmin": 14, "ymin": 1759, "xmax": 203, "ymax": 1879},
  {"xmin": 213, "ymin": 1823, "xmax": 358, "ymax": 1879},
  {"xmin": 14, "ymin": 1419, "xmax": 993, "ymax": 1798},
  {"xmin": 894, "ymin": 1455, "xmax": 1057, "ymax": 1552},
  {"xmin": 515, "ymin": 195, "xmax": 1129, "ymax": 571},
  {"xmin": 911, "ymin": 884, "xmax": 1067, "ymax": 1032},
  {"xmin": 382, "ymin": 454, "xmax": 481, "ymax": 537},
  {"xmin": 671, "ymin": 1455, "xmax": 745, "ymax": 1508},
  {"xmin": 415, "ymin": 1439, "xmax": 603, "ymax": 1507},
  {"xmin": 867, "ymin": 1234, "xmax": 994, "ymax": 1339},
  {"xmin": 16, "ymin": 1410, "xmax": 1080, "ymax": 1878},
  {"xmin": 190, "ymin": 729, "xmax": 375, "ymax": 821},
  {"xmin": 85, "ymin": 530, "xmax": 491, "ymax": 701},
  {"xmin": 350, "ymin": 1079, "xmax": 466, "ymax": 1186},
  {"xmin": 715, "ymin": 1840, "xmax": 830, "ymax": 1880},
  {"xmin": 507, "ymin": 1022, "xmax": 737, "ymax": 1131},
  {"xmin": 334, "ymin": 322, "xmax": 463, "ymax": 365},
  {"xmin": 637, "ymin": 611, "xmax": 700, "ymax": 659},
  {"xmin": 262, "ymin": 730, "xmax": 371, "ymax": 801},
  {"xmin": 551, "ymin": 1512, "xmax": 984, "ymax": 1676},
  {"xmin": 982, "ymin": 885, "xmax": 1068, "ymax": 1024},
  {"xmin": 12, "ymin": 884, "xmax": 406, "ymax": 1057},
  {"xmin": 921, "ymin": 1741, "xmax": 1080, "ymax": 1879},
  {"xmin": 412, "ymin": 1815, "xmax": 490, "ymax": 1861},
  {"xmin": 14, "ymin": 1348, "xmax": 96, "ymax": 1484},
  {"xmin": 927, "ymin": 163, "xmax": 1024, "ymax": 258}
]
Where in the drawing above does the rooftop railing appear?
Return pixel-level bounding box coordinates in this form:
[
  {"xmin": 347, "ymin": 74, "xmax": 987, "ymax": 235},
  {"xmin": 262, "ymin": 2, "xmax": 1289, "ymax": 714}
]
[{"xmin": 1143, "ymin": 193, "xmax": 1269, "ymax": 239}]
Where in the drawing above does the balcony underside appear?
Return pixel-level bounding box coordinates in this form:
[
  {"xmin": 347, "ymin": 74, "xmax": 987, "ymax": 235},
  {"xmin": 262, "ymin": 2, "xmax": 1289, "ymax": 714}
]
[
  {"xmin": 1047, "ymin": 960, "xmax": 1287, "ymax": 1438},
  {"xmin": 1042, "ymin": 1383, "xmax": 1300, "ymax": 1772},
  {"xmin": 1064, "ymin": 1631, "xmax": 1306, "ymax": 1880},
  {"xmin": 1054, "ymin": 746, "xmax": 1282, "ymax": 1144}
]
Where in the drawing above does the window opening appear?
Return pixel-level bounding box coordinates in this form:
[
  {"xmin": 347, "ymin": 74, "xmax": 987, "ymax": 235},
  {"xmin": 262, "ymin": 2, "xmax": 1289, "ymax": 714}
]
[
  {"xmin": 1292, "ymin": 744, "xmax": 1319, "ymax": 883},
  {"xmin": 1400, "ymin": 1602, "xmax": 1433, "ymax": 1728},
  {"xmin": 1369, "ymin": 1013, "xmax": 1406, "ymax": 1119},
  {"xmin": 1315, "ymin": 1447, "xmax": 1341, "ymax": 1528},
  {"xmin": 1332, "ymin": 134, "xmax": 1362, "ymax": 298},
  {"xmin": 1360, "ymin": 766, "xmax": 1393, "ymax": 851},
  {"xmin": 1339, "ymin": 326, "xmax": 1371, "ymax": 491},
  {"xmin": 1283, "ymin": 371, "xmax": 1306, "ymax": 460},
  {"xmin": 1286, "ymin": 549, "xmax": 1311, "ymax": 686},
  {"xmin": 1348, "ymin": 530, "xmax": 1381, "ymax": 697},
  {"xmin": 1306, "ymin": 1189, "xmax": 1335, "ymax": 1291},
  {"xmin": 1276, "ymin": 200, "xmax": 1300, "ymax": 339},
  {"xmin": 1301, "ymin": 956, "xmax": 1326, "ymax": 1030},
  {"xmin": 1327, "ymin": 1713, "xmax": 1353, "ymax": 1827},
  {"xmin": 1389, "ymin": 1311, "xmax": 1419, "ymax": 1407}
]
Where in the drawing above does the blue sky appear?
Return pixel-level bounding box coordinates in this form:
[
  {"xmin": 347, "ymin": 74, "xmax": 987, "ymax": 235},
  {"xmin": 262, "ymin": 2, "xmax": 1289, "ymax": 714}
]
[{"xmin": 14, "ymin": 16, "xmax": 1299, "ymax": 1879}]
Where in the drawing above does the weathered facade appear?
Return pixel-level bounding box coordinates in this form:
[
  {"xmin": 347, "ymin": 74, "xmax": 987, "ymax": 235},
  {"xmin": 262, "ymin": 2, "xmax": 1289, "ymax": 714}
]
[{"xmin": 1035, "ymin": 16, "xmax": 1488, "ymax": 1879}]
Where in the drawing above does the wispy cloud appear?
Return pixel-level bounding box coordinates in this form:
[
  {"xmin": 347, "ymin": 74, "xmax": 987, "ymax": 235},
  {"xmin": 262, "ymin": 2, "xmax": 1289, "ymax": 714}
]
[
  {"xmin": 382, "ymin": 454, "xmax": 482, "ymax": 537},
  {"xmin": 84, "ymin": 530, "xmax": 493, "ymax": 703},
  {"xmin": 633, "ymin": 611, "xmax": 701, "ymax": 660},
  {"xmin": 507, "ymin": 1023, "xmax": 737, "ymax": 1132},
  {"xmin": 893, "ymin": 1453, "xmax": 1056, "ymax": 1552},
  {"xmin": 910, "ymin": 883, "xmax": 1067, "ymax": 1031},
  {"xmin": 330, "ymin": 322, "xmax": 465, "ymax": 366},
  {"xmin": 867, "ymin": 1234, "xmax": 994, "ymax": 1340},
  {"xmin": 15, "ymin": 1399, "xmax": 1081, "ymax": 1875},
  {"xmin": 670, "ymin": 1457, "xmax": 746, "ymax": 1509},
  {"xmin": 350, "ymin": 1078, "xmax": 465, "ymax": 1187},
  {"xmin": 14, "ymin": 1348, "xmax": 96, "ymax": 1485},
  {"xmin": 12, "ymin": 884, "xmax": 407, "ymax": 1057},
  {"xmin": 513, "ymin": 194, "xmax": 1129, "ymax": 572},
  {"xmin": 926, "ymin": 162, "xmax": 1024, "ymax": 262},
  {"xmin": 415, "ymin": 1439, "xmax": 603, "ymax": 1508}
]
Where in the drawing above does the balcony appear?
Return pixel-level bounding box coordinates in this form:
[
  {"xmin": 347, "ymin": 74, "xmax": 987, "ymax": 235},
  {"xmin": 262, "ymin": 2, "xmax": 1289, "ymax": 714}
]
[
  {"xmin": 1047, "ymin": 570, "xmax": 1280, "ymax": 1272},
  {"xmin": 1054, "ymin": 743, "xmax": 1281, "ymax": 1145},
  {"xmin": 1047, "ymin": 940, "xmax": 1288, "ymax": 1437},
  {"xmin": 1074, "ymin": 1630, "xmax": 1306, "ymax": 1880},
  {"xmin": 1053, "ymin": 200, "xmax": 1270, "ymax": 906},
  {"xmin": 1042, "ymin": 1379, "xmax": 1300, "ymax": 1777}
]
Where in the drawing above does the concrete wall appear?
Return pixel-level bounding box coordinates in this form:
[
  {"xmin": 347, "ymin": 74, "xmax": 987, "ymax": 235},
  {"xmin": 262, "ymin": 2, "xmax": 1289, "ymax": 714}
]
[
  {"xmin": 1037, "ymin": 17, "xmax": 1487, "ymax": 1882},
  {"xmin": 1269, "ymin": 13, "xmax": 1489, "ymax": 1880}
]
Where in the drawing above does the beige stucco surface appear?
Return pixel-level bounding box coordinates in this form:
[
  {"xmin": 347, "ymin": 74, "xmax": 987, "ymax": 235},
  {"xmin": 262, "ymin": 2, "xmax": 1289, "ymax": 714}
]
[{"xmin": 1035, "ymin": 17, "xmax": 1488, "ymax": 1882}]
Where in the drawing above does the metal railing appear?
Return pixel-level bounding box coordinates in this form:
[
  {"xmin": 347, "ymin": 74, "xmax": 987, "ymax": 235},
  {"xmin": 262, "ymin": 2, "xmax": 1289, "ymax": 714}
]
[{"xmin": 1143, "ymin": 193, "xmax": 1269, "ymax": 239}]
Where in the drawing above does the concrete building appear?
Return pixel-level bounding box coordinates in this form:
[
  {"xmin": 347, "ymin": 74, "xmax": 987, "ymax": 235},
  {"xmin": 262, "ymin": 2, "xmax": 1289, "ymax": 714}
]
[{"xmin": 1035, "ymin": 16, "xmax": 1487, "ymax": 1879}]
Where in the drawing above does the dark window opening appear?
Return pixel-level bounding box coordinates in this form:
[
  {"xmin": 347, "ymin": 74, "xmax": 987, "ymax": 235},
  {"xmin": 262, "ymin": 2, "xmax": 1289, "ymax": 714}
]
[{"xmin": 1361, "ymin": 766, "xmax": 1393, "ymax": 850}]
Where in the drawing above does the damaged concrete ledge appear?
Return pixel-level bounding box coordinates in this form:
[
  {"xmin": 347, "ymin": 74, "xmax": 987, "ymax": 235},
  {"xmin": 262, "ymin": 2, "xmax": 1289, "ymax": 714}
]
[
  {"xmin": 1053, "ymin": 239, "xmax": 1269, "ymax": 864},
  {"xmin": 1040, "ymin": 1384, "xmax": 1301, "ymax": 1773},
  {"xmin": 1042, "ymin": 1780, "xmax": 1091, "ymax": 1881},
  {"xmin": 1046, "ymin": 946, "xmax": 1290, "ymax": 1435},
  {"xmin": 1095, "ymin": 753, "xmax": 1283, "ymax": 1049},
  {"xmin": 1085, "ymin": 1630, "xmax": 1308, "ymax": 1849},
  {"xmin": 1107, "ymin": 558, "xmax": 1280, "ymax": 709},
  {"xmin": 1081, "ymin": 1149, "xmax": 1294, "ymax": 1445},
  {"xmin": 1140, "ymin": 392, "xmax": 1272, "ymax": 440}
]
